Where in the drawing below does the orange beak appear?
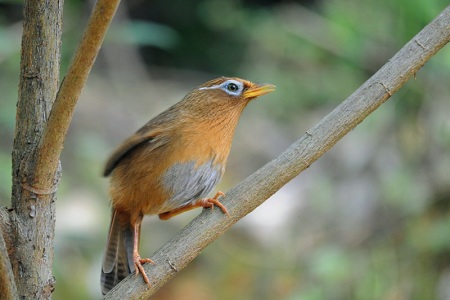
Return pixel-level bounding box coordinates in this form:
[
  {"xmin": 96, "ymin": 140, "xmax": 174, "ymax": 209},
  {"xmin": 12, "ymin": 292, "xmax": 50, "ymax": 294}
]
[{"xmin": 243, "ymin": 83, "xmax": 276, "ymax": 99}]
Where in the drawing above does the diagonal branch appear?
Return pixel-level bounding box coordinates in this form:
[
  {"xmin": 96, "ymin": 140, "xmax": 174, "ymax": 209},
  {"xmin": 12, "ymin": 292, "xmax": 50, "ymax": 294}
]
[
  {"xmin": 105, "ymin": 5, "xmax": 450, "ymax": 299},
  {"xmin": 31, "ymin": 0, "xmax": 121, "ymax": 191}
]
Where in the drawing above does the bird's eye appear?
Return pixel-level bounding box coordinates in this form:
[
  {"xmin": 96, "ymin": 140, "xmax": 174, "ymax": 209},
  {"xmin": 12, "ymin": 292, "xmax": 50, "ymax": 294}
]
[
  {"xmin": 226, "ymin": 83, "xmax": 239, "ymax": 92},
  {"xmin": 215, "ymin": 80, "xmax": 243, "ymax": 96}
]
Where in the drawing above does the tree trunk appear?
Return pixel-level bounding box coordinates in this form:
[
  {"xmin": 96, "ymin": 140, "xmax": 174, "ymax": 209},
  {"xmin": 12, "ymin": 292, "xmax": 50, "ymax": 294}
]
[
  {"xmin": 9, "ymin": 0, "xmax": 63, "ymax": 298},
  {"xmin": 1, "ymin": 0, "xmax": 119, "ymax": 297}
]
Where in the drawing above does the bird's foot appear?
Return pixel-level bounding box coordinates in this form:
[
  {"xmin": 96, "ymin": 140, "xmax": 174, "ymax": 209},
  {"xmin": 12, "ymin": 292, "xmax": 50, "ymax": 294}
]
[
  {"xmin": 158, "ymin": 191, "xmax": 229, "ymax": 220},
  {"xmin": 198, "ymin": 191, "xmax": 229, "ymax": 216},
  {"xmin": 133, "ymin": 252, "xmax": 155, "ymax": 286}
]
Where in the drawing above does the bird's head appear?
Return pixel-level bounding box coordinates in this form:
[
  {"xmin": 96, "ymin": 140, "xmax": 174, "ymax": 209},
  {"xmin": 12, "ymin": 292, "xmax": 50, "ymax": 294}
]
[
  {"xmin": 178, "ymin": 77, "xmax": 276, "ymax": 115},
  {"xmin": 197, "ymin": 77, "xmax": 276, "ymax": 102}
]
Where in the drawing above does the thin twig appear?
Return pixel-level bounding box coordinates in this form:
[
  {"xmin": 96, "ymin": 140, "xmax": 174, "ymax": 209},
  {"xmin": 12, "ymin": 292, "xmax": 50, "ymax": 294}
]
[{"xmin": 105, "ymin": 5, "xmax": 450, "ymax": 299}]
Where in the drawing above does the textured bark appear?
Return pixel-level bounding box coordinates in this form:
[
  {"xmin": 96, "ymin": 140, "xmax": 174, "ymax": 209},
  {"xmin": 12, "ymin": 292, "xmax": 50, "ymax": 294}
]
[
  {"xmin": 104, "ymin": 5, "xmax": 450, "ymax": 300},
  {"xmin": 0, "ymin": 208, "xmax": 17, "ymax": 300},
  {"xmin": 9, "ymin": 0, "xmax": 63, "ymax": 298},
  {"xmin": 1, "ymin": 0, "xmax": 120, "ymax": 299}
]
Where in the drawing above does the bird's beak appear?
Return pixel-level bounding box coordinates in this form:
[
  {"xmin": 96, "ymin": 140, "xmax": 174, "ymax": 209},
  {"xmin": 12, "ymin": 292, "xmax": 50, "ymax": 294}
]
[{"xmin": 243, "ymin": 83, "xmax": 276, "ymax": 99}]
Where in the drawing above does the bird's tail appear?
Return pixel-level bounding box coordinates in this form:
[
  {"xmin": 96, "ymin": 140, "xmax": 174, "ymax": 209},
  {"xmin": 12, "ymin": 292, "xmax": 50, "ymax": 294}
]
[{"xmin": 101, "ymin": 209, "xmax": 134, "ymax": 295}]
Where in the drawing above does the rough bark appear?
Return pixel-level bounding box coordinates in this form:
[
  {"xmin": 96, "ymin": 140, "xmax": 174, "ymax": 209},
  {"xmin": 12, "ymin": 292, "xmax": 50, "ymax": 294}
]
[
  {"xmin": 9, "ymin": 0, "xmax": 63, "ymax": 298},
  {"xmin": 0, "ymin": 208, "xmax": 17, "ymax": 300},
  {"xmin": 1, "ymin": 0, "xmax": 120, "ymax": 299},
  {"xmin": 104, "ymin": 5, "xmax": 450, "ymax": 300}
]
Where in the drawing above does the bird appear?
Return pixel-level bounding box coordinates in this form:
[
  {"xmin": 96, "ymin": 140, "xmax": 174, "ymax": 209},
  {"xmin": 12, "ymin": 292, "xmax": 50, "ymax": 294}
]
[{"xmin": 100, "ymin": 77, "xmax": 275, "ymax": 294}]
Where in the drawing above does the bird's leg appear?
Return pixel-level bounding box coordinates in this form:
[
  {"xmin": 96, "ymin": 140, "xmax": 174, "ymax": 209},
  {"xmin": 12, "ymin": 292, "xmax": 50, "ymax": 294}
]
[
  {"xmin": 159, "ymin": 191, "xmax": 229, "ymax": 220},
  {"xmin": 132, "ymin": 223, "xmax": 155, "ymax": 286}
]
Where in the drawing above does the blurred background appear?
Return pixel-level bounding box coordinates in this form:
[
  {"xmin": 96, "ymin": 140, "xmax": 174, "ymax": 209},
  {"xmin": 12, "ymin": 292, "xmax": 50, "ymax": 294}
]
[{"xmin": 1, "ymin": 0, "xmax": 450, "ymax": 299}]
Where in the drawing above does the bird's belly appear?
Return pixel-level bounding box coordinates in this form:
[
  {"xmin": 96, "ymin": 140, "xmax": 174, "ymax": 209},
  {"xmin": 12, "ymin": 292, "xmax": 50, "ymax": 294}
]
[
  {"xmin": 109, "ymin": 136, "xmax": 227, "ymax": 219},
  {"xmin": 157, "ymin": 160, "xmax": 224, "ymax": 213}
]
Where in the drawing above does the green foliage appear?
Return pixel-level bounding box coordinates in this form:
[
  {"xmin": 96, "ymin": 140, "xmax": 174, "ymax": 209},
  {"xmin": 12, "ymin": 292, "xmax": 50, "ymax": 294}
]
[{"xmin": 107, "ymin": 21, "xmax": 179, "ymax": 48}]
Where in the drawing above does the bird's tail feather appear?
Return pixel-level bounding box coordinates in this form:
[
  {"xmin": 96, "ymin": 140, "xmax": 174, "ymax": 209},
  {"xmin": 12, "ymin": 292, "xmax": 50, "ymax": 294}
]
[{"xmin": 101, "ymin": 210, "xmax": 134, "ymax": 295}]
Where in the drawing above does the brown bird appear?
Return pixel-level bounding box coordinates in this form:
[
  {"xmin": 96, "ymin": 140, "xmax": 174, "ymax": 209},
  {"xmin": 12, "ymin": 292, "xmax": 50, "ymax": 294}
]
[{"xmin": 101, "ymin": 77, "xmax": 275, "ymax": 294}]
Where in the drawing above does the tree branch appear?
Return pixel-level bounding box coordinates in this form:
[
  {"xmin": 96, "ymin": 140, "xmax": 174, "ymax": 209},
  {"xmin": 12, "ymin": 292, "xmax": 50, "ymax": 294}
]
[
  {"xmin": 0, "ymin": 209, "xmax": 16, "ymax": 300},
  {"xmin": 105, "ymin": 5, "xmax": 450, "ymax": 299},
  {"xmin": 7, "ymin": 0, "xmax": 120, "ymax": 298},
  {"xmin": 32, "ymin": 0, "xmax": 121, "ymax": 190},
  {"xmin": 10, "ymin": 0, "xmax": 62, "ymax": 298}
]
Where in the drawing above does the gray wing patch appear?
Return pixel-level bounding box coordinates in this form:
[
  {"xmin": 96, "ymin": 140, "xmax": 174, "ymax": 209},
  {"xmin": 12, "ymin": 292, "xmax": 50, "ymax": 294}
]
[{"xmin": 161, "ymin": 160, "xmax": 223, "ymax": 211}]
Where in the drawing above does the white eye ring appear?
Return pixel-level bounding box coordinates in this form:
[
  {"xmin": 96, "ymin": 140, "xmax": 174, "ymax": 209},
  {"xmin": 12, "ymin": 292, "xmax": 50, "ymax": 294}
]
[
  {"xmin": 199, "ymin": 80, "xmax": 244, "ymax": 96},
  {"xmin": 220, "ymin": 80, "xmax": 244, "ymax": 96}
]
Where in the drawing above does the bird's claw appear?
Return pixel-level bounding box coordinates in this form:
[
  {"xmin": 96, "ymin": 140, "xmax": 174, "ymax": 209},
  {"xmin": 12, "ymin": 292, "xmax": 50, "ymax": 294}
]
[
  {"xmin": 200, "ymin": 191, "xmax": 229, "ymax": 216},
  {"xmin": 133, "ymin": 252, "xmax": 155, "ymax": 286}
]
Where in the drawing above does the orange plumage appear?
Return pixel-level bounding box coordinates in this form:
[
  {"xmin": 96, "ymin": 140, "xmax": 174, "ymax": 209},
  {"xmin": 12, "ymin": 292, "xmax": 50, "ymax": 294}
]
[{"xmin": 101, "ymin": 77, "xmax": 275, "ymax": 294}]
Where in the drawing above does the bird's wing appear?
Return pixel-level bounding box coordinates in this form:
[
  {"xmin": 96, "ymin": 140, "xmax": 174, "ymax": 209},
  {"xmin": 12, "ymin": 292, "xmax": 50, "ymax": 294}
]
[{"xmin": 103, "ymin": 128, "xmax": 169, "ymax": 177}]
